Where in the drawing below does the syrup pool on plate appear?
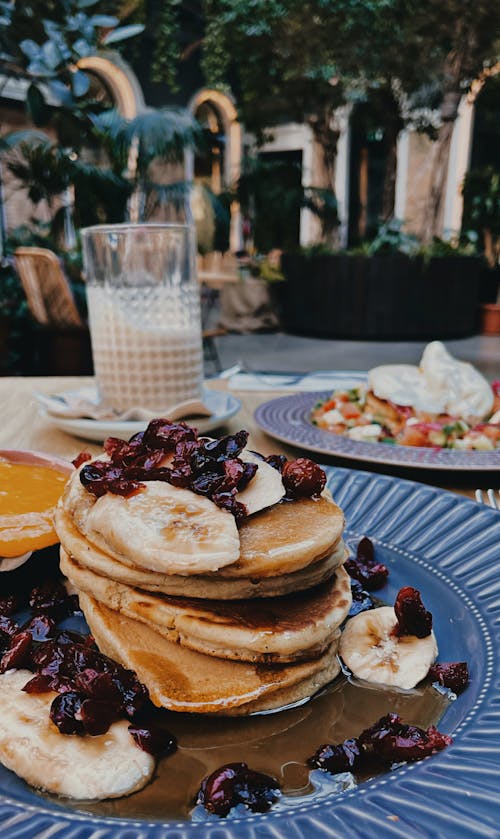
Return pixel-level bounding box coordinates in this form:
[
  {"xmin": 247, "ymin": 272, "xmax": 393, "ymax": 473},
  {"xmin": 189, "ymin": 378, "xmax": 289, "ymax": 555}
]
[{"xmin": 63, "ymin": 675, "xmax": 449, "ymax": 821}]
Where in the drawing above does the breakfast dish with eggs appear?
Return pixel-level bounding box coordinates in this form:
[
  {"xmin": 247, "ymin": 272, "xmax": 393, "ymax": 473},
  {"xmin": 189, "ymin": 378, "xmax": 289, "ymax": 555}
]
[
  {"xmin": 311, "ymin": 342, "xmax": 500, "ymax": 449},
  {"xmin": 0, "ymin": 432, "xmax": 478, "ymax": 826}
]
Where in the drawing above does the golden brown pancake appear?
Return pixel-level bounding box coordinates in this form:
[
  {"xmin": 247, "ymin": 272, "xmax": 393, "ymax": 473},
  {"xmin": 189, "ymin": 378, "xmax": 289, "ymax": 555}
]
[
  {"xmin": 79, "ymin": 593, "xmax": 342, "ymax": 715},
  {"xmin": 55, "ymin": 506, "xmax": 346, "ymax": 599},
  {"xmin": 62, "ymin": 549, "xmax": 351, "ymax": 663},
  {"xmin": 59, "ymin": 480, "xmax": 344, "ymax": 579}
]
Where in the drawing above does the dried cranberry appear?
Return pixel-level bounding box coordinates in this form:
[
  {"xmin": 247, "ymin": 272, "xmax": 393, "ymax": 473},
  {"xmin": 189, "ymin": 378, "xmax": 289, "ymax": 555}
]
[
  {"xmin": 49, "ymin": 691, "xmax": 84, "ymax": 735},
  {"xmin": 128, "ymin": 723, "xmax": 177, "ymax": 757},
  {"xmin": 429, "ymin": 662, "xmax": 469, "ymax": 694},
  {"xmin": 29, "ymin": 580, "xmax": 70, "ymax": 618},
  {"xmin": 22, "ymin": 672, "xmax": 55, "ymax": 693},
  {"xmin": 22, "ymin": 615, "xmax": 56, "ymax": 641},
  {"xmin": 74, "ymin": 669, "xmax": 122, "ymax": 702},
  {"xmin": 0, "ymin": 593, "xmax": 20, "ymax": 616},
  {"xmin": 344, "ymin": 536, "xmax": 389, "ymax": 591},
  {"xmin": 0, "ymin": 631, "xmax": 32, "ymax": 672},
  {"xmin": 80, "ymin": 699, "xmax": 121, "ymax": 735},
  {"xmin": 308, "ymin": 738, "xmax": 363, "ymax": 773},
  {"xmin": 211, "ymin": 491, "xmax": 247, "ymax": 522},
  {"xmin": 0, "ymin": 615, "xmax": 18, "ymax": 640},
  {"xmin": 197, "ymin": 762, "xmax": 280, "ymax": 817},
  {"xmin": 348, "ymin": 580, "xmax": 374, "ymax": 617},
  {"xmin": 394, "ymin": 586, "xmax": 432, "ymax": 638},
  {"xmin": 72, "ymin": 451, "xmax": 92, "ymax": 468},
  {"xmin": 265, "ymin": 454, "xmax": 287, "ymax": 472},
  {"xmin": 360, "ymin": 713, "xmax": 452, "ymax": 762},
  {"xmin": 282, "ymin": 458, "xmax": 326, "ymax": 498},
  {"xmin": 142, "ymin": 419, "xmax": 197, "ymax": 452}
]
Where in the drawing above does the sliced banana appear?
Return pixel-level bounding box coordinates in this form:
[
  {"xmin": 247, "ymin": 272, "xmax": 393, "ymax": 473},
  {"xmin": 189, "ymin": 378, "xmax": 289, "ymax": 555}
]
[
  {"xmin": 0, "ymin": 551, "xmax": 32, "ymax": 572},
  {"xmin": 81, "ymin": 481, "xmax": 240, "ymax": 575},
  {"xmin": 339, "ymin": 606, "xmax": 437, "ymax": 690},
  {"xmin": 237, "ymin": 450, "xmax": 285, "ymax": 515},
  {"xmin": 0, "ymin": 669, "xmax": 154, "ymax": 799}
]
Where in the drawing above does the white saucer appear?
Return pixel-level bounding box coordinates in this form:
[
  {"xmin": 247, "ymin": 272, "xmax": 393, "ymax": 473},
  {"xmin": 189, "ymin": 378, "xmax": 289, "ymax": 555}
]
[{"xmin": 38, "ymin": 387, "xmax": 242, "ymax": 443}]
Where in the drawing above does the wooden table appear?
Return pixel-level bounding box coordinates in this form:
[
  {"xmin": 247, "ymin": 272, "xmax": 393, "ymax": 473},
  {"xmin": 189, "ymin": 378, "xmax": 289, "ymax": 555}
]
[{"xmin": 0, "ymin": 376, "xmax": 496, "ymax": 501}]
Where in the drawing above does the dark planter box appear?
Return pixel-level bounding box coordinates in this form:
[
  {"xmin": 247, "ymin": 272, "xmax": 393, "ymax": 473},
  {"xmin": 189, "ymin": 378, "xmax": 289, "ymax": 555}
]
[
  {"xmin": 280, "ymin": 253, "xmax": 482, "ymax": 340},
  {"xmin": 478, "ymin": 265, "xmax": 500, "ymax": 304}
]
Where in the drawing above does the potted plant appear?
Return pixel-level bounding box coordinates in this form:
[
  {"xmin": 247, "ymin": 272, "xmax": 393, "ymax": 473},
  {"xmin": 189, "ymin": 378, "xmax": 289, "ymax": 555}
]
[
  {"xmin": 280, "ymin": 220, "xmax": 483, "ymax": 339},
  {"xmin": 462, "ymin": 168, "xmax": 500, "ymax": 334}
]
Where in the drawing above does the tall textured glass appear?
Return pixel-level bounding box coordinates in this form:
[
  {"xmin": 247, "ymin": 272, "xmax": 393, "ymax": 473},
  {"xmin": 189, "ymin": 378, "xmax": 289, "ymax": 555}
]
[{"xmin": 81, "ymin": 223, "xmax": 203, "ymax": 412}]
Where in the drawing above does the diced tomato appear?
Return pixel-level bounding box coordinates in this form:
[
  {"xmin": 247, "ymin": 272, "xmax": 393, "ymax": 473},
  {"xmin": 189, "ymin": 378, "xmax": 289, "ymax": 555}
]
[
  {"xmin": 397, "ymin": 427, "xmax": 430, "ymax": 447},
  {"xmin": 322, "ymin": 399, "xmax": 338, "ymax": 412},
  {"xmin": 340, "ymin": 403, "xmax": 362, "ymax": 420},
  {"xmin": 471, "ymin": 423, "xmax": 500, "ymax": 442}
]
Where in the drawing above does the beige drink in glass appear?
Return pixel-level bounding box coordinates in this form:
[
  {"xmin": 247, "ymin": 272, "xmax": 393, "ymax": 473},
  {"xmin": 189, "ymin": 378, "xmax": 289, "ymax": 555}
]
[{"xmin": 82, "ymin": 224, "xmax": 203, "ymax": 413}]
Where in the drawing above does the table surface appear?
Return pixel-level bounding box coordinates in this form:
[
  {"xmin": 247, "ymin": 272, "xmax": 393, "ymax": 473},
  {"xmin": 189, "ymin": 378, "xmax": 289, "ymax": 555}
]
[{"xmin": 0, "ymin": 375, "xmax": 496, "ymax": 501}]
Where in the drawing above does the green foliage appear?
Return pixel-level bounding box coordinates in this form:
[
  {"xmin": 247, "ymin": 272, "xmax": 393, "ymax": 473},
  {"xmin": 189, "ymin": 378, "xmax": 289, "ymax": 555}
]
[
  {"xmin": 462, "ymin": 167, "xmax": 500, "ymax": 267},
  {"xmin": 237, "ymin": 155, "xmax": 338, "ymax": 252},
  {"xmin": 364, "ymin": 218, "xmax": 420, "ymax": 256},
  {"xmin": 150, "ymin": 0, "xmax": 181, "ymax": 88}
]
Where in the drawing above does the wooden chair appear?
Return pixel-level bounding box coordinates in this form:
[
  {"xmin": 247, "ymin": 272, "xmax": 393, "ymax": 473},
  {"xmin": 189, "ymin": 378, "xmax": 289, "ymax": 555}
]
[{"xmin": 14, "ymin": 246, "xmax": 93, "ymax": 375}]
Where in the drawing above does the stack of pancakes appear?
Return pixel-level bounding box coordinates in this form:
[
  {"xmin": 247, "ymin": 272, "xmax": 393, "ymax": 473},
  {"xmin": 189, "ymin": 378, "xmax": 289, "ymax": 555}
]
[{"xmin": 56, "ymin": 460, "xmax": 351, "ymax": 716}]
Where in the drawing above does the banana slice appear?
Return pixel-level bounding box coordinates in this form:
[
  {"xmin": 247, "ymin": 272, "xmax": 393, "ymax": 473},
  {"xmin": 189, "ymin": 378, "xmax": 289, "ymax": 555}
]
[
  {"xmin": 81, "ymin": 481, "xmax": 240, "ymax": 575},
  {"xmin": 0, "ymin": 669, "xmax": 154, "ymax": 799},
  {"xmin": 339, "ymin": 606, "xmax": 437, "ymax": 690},
  {"xmin": 237, "ymin": 450, "xmax": 285, "ymax": 515},
  {"xmin": 0, "ymin": 551, "xmax": 32, "ymax": 572}
]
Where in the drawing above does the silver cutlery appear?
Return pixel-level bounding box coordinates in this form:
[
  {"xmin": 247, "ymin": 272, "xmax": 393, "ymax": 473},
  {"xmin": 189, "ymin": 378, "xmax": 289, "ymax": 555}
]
[{"xmin": 475, "ymin": 489, "xmax": 500, "ymax": 510}]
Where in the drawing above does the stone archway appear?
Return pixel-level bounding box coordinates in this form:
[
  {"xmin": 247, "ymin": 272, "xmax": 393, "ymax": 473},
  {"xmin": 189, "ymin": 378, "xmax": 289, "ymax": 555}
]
[
  {"xmin": 78, "ymin": 53, "xmax": 145, "ymax": 118},
  {"xmin": 188, "ymin": 89, "xmax": 242, "ymax": 251}
]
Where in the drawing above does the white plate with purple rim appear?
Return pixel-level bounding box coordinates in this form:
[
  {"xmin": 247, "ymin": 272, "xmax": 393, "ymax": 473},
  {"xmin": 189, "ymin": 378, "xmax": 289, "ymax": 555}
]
[{"xmin": 254, "ymin": 385, "xmax": 500, "ymax": 471}]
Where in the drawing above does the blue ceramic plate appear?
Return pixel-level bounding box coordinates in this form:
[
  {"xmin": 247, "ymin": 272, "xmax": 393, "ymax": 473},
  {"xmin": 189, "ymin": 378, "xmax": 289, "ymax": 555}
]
[
  {"xmin": 1, "ymin": 468, "xmax": 499, "ymax": 837},
  {"xmin": 255, "ymin": 391, "xmax": 500, "ymax": 470}
]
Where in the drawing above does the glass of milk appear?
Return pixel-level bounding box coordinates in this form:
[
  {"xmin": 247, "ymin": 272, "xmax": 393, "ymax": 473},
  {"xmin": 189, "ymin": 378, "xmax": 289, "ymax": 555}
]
[{"xmin": 81, "ymin": 224, "xmax": 203, "ymax": 413}]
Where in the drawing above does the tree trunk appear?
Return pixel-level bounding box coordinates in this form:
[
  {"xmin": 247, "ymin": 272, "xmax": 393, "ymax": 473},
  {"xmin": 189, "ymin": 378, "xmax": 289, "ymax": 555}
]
[
  {"xmin": 421, "ymin": 88, "xmax": 463, "ymax": 243},
  {"xmin": 306, "ymin": 111, "xmax": 340, "ymax": 244}
]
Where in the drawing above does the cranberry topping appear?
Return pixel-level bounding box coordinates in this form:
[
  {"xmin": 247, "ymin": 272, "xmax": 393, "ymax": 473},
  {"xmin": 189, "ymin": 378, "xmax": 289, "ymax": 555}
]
[
  {"xmin": 394, "ymin": 586, "xmax": 432, "ymax": 638},
  {"xmin": 29, "ymin": 580, "xmax": 78, "ymax": 620},
  {"xmin": 360, "ymin": 713, "xmax": 452, "ymax": 762},
  {"xmin": 79, "ymin": 698, "xmax": 121, "ymax": 736},
  {"xmin": 21, "ymin": 615, "xmax": 56, "ymax": 641},
  {"xmin": 0, "ymin": 593, "xmax": 21, "ymax": 616},
  {"xmin": 344, "ymin": 536, "xmax": 389, "ymax": 591},
  {"xmin": 79, "ymin": 421, "xmax": 321, "ymax": 521},
  {"xmin": 50, "ymin": 691, "xmax": 84, "ymax": 735},
  {"xmin": 197, "ymin": 762, "xmax": 280, "ymax": 817},
  {"xmin": 308, "ymin": 713, "xmax": 452, "ymax": 776},
  {"xmin": 282, "ymin": 458, "xmax": 327, "ymax": 498},
  {"xmin": 128, "ymin": 723, "xmax": 177, "ymax": 757},
  {"xmin": 348, "ymin": 580, "xmax": 375, "ymax": 617},
  {"xmin": 0, "ymin": 615, "xmax": 18, "ymax": 641},
  {"xmin": 308, "ymin": 738, "xmax": 363, "ymax": 773},
  {"xmin": 0, "ymin": 631, "xmax": 33, "ymax": 672},
  {"xmin": 72, "ymin": 451, "xmax": 92, "ymax": 468},
  {"xmin": 265, "ymin": 454, "xmax": 287, "ymax": 472},
  {"xmin": 429, "ymin": 662, "xmax": 469, "ymax": 694}
]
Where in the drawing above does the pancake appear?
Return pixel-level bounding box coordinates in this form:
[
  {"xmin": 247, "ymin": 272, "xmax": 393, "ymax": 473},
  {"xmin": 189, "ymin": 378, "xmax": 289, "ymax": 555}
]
[
  {"xmin": 79, "ymin": 593, "xmax": 342, "ymax": 715},
  {"xmin": 61, "ymin": 478, "xmax": 240, "ymax": 576},
  {"xmin": 61, "ymin": 549, "xmax": 352, "ymax": 663},
  {"xmin": 60, "ymin": 480, "xmax": 344, "ymax": 579},
  {"xmin": 55, "ymin": 506, "xmax": 346, "ymax": 599}
]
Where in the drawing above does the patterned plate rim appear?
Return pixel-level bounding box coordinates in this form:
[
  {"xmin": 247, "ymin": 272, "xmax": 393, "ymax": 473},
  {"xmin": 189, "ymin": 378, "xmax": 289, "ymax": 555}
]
[
  {"xmin": 0, "ymin": 468, "xmax": 499, "ymax": 838},
  {"xmin": 254, "ymin": 391, "xmax": 500, "ymax": 471}
]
